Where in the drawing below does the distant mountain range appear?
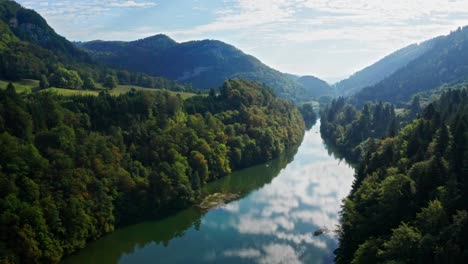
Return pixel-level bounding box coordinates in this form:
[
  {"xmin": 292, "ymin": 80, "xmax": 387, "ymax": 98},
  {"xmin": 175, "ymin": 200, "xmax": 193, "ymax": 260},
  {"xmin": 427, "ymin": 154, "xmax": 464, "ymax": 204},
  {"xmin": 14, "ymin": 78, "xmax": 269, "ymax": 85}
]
[
  {"xmin": 1, "ymin": 0, "xmax": 335, "ymax": 101},
  {"xmin": 5, "ymin": 0, "xmax": 468, "ymax": 107},
  {"xmin": 296, "ymin": 76, "xmax": 333, "ymax": 98},
  {"xmin": 335, "ymin": 39, "xmax": 438, "ymax": 96},
  {"xmin": 355, "ymin": 26, "xmax": 468, "ymax": 105},
  {"xmin": 333, "ymin": 26, "xmax": 468, "ymax": 105},
  {"xmin": 77, "ymin": 36, "xmax": 333, "ymax": 102}
]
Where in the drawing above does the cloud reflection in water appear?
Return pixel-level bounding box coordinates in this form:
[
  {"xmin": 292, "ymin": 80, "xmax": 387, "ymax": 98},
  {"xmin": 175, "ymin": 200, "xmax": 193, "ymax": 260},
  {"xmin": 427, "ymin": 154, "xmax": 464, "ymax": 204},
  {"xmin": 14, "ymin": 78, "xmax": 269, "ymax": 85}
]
[{"xmin": 216, "ymin": 123, "xmax": 354, "ymax": 263}]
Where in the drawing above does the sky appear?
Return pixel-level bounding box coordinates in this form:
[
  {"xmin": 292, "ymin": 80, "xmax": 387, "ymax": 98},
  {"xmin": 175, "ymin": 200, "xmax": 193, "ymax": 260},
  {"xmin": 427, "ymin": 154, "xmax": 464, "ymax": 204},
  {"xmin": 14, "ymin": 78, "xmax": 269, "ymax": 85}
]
[{"xmin": 16, "ymin": 0, "xmax": 468, "ymax": 82}]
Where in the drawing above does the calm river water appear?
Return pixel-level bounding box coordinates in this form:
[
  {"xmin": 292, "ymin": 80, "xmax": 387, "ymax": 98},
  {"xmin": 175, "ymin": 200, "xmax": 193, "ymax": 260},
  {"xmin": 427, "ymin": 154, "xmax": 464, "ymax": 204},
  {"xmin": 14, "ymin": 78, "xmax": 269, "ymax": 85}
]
[{"xmin": 63, "ymin": 121, "xmax": 355, "ymax": 264}]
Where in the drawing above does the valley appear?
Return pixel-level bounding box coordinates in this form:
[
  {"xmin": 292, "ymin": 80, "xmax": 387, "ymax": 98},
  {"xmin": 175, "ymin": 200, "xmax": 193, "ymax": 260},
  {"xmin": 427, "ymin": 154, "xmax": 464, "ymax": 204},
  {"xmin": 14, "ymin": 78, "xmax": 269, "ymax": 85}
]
[{"xmin": 1, "ymin": 0, "xmax": 468, "ymax": 263}]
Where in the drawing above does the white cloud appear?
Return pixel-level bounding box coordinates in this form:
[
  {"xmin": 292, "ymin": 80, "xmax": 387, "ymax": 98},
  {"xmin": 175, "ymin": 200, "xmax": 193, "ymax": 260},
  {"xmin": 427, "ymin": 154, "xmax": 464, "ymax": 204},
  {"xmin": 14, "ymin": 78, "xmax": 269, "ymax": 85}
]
[
  {"xmin": 18, "ymin": 1, "xmax": 158, "ymax": 21},
  {"xmin": 259, "ymin": 244, "xmax": 302, "ymax": 264},
  {"xmin": 167, "ymin": 0, "xmax": 468, "ymax": 76},
  {"xmin": 222, "ymin": 244, "xmax": 303, "ymax": 264},
  {"xmin": 223, "ymin": 248, "xmax": 262, "ymax": 259},
  {"xmin": 16, "ymin": 0, "xmax": 468, "ymax": 77},
  {"xmin": 109, "ymin": 1, "xmax": 157, "ymax": 7}
]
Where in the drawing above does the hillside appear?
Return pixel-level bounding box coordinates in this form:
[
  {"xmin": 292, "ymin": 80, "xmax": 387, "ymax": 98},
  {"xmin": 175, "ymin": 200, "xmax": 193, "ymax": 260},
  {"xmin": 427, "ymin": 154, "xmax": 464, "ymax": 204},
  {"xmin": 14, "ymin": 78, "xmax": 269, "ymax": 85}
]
[
  {"xmin": 79, "ymin": 36, "xmax": 330, "ymax": 102},
  {"xmin": 296, "ymin": 75, "xmax": 333, "ymax": 98},
  {"xmin": 335, "ymin": 39, "xmax": 437, "ymax": 96},
  {"xmin": 0, "ymin": 0, "xmax": 90, "ymax": 63},
  {"xmin": 0, "ymin": 79, "xmax": 306, "ymax": 263},
  {"xmin": 0, "ymin": 0, "xmax": 189, "ymax": 92},
  {"xmin": 335, "ymin": 88, "xmax": 468, "ymax": 263},
  {"xmin": 355, "ymin": 26, "xmax": 468, "ymax": 105}
]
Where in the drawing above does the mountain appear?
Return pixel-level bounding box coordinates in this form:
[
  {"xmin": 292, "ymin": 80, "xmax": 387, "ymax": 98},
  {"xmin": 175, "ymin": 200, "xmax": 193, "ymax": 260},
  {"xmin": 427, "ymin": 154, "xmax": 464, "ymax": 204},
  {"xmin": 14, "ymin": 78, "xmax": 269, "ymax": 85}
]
[
  {"xmin": 296, "ymin": 75, "xmax": 333, "ymax": 98},
  {"xmin": 0, "ymin": 0, "xmax": 189, "ymax": 92},
  {"xmin": 0, "ymin": 0, "xmax": 90, "ymax": 63},
  {"xmin": 335, "ymin": 39, "xmax": 438, "ymax": 96},
  {"xmin": 355, "ymin": 26, "xmax": 468, "ymax": 105},
  {"xmin": 0, "ymin": 0, "xmax": 90, "ymax": 80},
  {"xmin": 78, "ymin": 36, "xmax": 328, "ymax": 102}
]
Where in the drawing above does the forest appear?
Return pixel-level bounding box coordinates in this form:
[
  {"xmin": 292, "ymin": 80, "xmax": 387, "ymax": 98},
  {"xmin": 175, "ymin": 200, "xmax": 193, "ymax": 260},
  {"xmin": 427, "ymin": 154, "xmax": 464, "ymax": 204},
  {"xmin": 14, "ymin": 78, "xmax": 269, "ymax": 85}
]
[
  {"xmin": 324, "ymin": 88, "xmax": 468, "ymax": 263},
  {"xmin": 320, "ymin": 98, "xmax": 398, "ymax": 162},
  {"xmin": 0, "ymin": 79, "xmax": 306, "ymax": 263},
  {"xmin": 0, "ymin": 0, "xmax": 191, "ymax": 93}
]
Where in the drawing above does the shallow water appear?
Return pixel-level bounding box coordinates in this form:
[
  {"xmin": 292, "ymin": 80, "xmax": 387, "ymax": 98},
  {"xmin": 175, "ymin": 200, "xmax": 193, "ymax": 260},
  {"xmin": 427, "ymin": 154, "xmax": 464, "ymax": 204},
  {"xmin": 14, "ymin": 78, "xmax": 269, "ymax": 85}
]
[{"xmin": 63, "ymin": 121, "xmax": 355, "ymax": 264}]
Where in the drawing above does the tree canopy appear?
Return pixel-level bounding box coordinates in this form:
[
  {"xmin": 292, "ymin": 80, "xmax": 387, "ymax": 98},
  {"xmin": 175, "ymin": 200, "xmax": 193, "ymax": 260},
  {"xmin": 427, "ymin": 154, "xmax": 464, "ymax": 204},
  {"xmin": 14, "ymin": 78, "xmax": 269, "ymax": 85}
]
[{"xmin": 0, "ymin": 79, "xmax": 305, "ymax": 263}]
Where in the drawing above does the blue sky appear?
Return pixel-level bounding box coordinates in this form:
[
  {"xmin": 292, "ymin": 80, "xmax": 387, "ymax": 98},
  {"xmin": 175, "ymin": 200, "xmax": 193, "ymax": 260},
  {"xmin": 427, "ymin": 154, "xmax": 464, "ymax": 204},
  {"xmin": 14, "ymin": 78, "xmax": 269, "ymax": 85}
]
[{"xmin": 17, "ymin": 0, "xmax": 468, "ymax": 82}]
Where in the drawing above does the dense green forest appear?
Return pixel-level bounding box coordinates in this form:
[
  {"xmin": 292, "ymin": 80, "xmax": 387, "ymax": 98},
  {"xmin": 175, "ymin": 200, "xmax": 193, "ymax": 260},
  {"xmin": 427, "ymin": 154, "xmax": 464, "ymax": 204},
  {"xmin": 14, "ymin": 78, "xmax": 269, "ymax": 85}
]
[
  {"xmin": 334, "ymin": 39, "xmax": 436, "ymax": 96},
  {"xmin": 320, "ymin": 98, "xmax": 398, "ymax": 162},
  {"xmin": 355, "ymin": 26, "xmax": 468, "ymax": 105},
  {"xmin": 0, "ymin": 79, "xmax": 305, "ymax": 263},
  {"xmin": 0, "ymin": 0, "xmax": 190, "ymax": 93},
  {"xmin": 78, "ymin": 35, "xmax": 331, "ymax": 102},
  {"xmin": 326, "ymin": 88, "xmax": 468, "ymax": 263}
]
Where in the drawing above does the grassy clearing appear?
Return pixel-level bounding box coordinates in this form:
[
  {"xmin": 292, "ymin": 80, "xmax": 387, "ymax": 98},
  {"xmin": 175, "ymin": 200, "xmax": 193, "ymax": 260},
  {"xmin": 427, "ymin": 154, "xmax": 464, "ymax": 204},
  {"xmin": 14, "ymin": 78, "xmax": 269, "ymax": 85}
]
[
  {"xmin": 0, "ymin": 79, "xmax": 202, "ymax": 99},
  {"xmin": 0, "ymin": 79, "xmax": 39, "ymax": 93}
]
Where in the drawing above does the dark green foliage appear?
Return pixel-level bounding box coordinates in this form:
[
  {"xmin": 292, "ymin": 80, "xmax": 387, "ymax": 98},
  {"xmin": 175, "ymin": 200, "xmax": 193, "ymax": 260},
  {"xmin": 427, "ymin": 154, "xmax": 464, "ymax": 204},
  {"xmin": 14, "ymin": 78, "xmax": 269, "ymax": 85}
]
[
  {"xmin": 0, "ymin": 1, "xmax": 191, "ymax": 93},
  {"xmin": 320, "ymin": 98, "xmax": 397, "ymax": 162},
  {"xmin": 39, "ymin": 74, "xmax": 48, "ymax": 89},
  {"xmin": 334, "ymin": 88, "xmax": 468, "ymax": 263},
  {"xmin": 355, "ymin": 26, "xmax": 468, "ymax": 105},
  {"xmin": 49, "ymin": 67, "xmax": 83, "ymax": 89},
  {"xmin": 103, "ymin": 74, "xmax": 117, "ymax": 90},
  {"xmin": 335, "ymin": 39, "xmax": 436, "ymax": 96},
  {"xmin": 82, "ymin": 75, "xmax": 96, "ymax": 90},
  {"xmin": 79, "ymin": 36, "xmax": 327, "ymax": 102},
  {"xmin": 0, "ymin": 79, "xmax": 304, "ymax": 263},
  {"xmin": 299, "ymin": 103, "xmax": 318, "ymax": 129}
]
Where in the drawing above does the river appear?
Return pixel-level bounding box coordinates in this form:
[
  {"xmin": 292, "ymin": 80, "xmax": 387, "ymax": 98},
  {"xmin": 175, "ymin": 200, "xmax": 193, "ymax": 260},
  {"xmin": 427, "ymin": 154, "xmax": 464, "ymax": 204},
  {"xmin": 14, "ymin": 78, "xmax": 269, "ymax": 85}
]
[{"xmin": 63, "ymin": 121, "xmax": 355, "ymax": 264}]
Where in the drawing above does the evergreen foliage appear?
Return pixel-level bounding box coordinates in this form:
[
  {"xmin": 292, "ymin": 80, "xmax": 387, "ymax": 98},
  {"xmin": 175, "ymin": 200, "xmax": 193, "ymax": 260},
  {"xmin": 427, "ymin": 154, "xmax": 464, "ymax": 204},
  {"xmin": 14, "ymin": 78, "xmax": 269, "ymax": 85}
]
[
  {"xmin": 332, "ymin": 88, "xmax": 468, "ymax": 263},
  {"xmin": 0, "ymin": 79, "xmax": 305, "ymax": 263}
]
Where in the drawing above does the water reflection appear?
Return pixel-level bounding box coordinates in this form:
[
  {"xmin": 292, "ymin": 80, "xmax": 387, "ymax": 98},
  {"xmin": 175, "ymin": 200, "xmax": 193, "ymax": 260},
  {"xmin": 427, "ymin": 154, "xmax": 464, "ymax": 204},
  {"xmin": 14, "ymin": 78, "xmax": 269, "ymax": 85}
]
[{"xmin": 63, "ymin": 121, "xmax": 354, "ymax": 264}]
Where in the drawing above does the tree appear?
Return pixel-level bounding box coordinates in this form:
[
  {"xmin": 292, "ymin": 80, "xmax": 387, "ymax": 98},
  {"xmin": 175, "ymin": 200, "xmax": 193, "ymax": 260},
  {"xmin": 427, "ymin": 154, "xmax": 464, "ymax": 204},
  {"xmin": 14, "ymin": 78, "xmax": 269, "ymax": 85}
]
[
  {"xmin": 49, "ymin": 68, "xmax": 83, "ymax": 89},
  {"xmin": 209, "ymin": 87, "xmax": 216, "ymax": 97},
  {"xmin": 380, "ymin": 223, "xmax": 422, "ymax": 263},
  {"xmin": 39, "ymin": 75, "xmax": 49, "ymax": 89},
  {"xmin": 83, "ymin": 76, "xmax": 97, "ymax": 90},
  {"xmin": 6, "ymin": 82, "xmax": 15, "ymax": 94},
  {"xmin": 103, "ymin": 75, "xmax": 118, "ymax": 90}
]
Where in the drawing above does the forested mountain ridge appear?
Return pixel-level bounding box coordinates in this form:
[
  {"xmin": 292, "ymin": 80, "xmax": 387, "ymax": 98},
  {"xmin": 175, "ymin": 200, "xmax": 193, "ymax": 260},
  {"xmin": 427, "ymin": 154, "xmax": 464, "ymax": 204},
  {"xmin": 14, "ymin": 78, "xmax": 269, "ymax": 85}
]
[
  {"xmin": 335, "ymin": 88, "xmax": 468, "ymax": 263},
  {"xmin": 0, "ymin": 0, "xmax": 190, "ymax": 92},
  {"xmin": 0, "ymin": 0, "xmax": 90, "ymax": 63},
  {"xmin": 78, "ymin": 36, "xmax": 331, "ymax": 102},
  {"xmin": 0, "ymin": 79, "xmax": 306, "ymax": 263},
  {"xmin": 296, "ymin": 75, "xmax": 333, "ymax": 98},
  {"xmin": 335, "ymin": 39, "xmax": 437, "ymax": 96},
  {"xmin": 355, "ymin": 26, "xmax": 468, "ymax": 105}
]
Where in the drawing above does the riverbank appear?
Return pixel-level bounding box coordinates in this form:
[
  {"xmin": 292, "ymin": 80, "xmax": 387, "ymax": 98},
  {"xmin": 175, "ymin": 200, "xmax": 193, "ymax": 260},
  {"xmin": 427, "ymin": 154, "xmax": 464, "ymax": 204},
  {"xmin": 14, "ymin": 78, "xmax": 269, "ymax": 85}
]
[{"xmin": 63, "ymin": 122, "xmax": 355, "ymax": 264}]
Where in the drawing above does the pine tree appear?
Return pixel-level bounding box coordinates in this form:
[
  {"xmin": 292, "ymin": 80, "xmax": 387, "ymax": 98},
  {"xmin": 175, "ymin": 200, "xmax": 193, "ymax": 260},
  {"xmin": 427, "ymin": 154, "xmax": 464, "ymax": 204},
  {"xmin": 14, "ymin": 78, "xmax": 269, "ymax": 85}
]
[{"xmin": 39, "ymin": 75, "xmax": 49, "ymax": 89}]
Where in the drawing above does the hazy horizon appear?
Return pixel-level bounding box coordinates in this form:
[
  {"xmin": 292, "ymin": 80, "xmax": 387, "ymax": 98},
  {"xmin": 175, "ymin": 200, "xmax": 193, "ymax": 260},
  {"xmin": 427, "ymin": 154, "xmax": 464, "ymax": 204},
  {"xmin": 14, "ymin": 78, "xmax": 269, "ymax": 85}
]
[{"xmin": 17, "ymin": 0, "xmax": 468, "ymax": 82}]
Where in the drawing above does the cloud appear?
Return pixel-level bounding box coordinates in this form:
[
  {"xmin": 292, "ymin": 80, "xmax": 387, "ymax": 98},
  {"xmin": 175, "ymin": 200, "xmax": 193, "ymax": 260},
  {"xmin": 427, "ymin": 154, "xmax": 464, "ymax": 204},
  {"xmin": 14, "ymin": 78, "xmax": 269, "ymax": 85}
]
[
  {"xmin": 18, "ymin": 1, "xmax": 158, "ymax": 21},
  {"xmin": 259, "ymin": 244, "xmax": 302, "ymax": 264},
  {"xmin": 222, "ymin": 244, "xmax": 303, "ymax": 264},
  {"xmin": 109, "ymin": 1, "xmax": 157, "ymax": 7},
  {"xmin": 16, "ymin": 0, "xmax": 468, "ymax": 77},
  {"xmin": 166, "ymin": 0, "xmax": 468, "ymax": 76},
  {"xmin": 223, "ymin": 248, "xmax": 262, "ymax": 259}
]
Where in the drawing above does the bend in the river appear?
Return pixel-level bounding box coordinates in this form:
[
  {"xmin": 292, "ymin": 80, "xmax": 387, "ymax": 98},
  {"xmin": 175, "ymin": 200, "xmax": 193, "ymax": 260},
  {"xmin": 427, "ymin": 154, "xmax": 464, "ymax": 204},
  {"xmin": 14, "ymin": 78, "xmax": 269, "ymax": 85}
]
[{"xmin": 63, "ymin": 121, "xmax": 355, "ymax": 264}]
